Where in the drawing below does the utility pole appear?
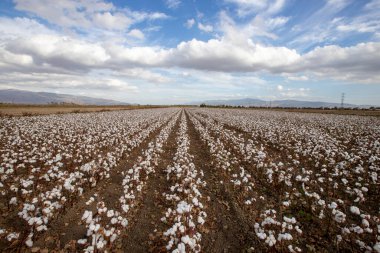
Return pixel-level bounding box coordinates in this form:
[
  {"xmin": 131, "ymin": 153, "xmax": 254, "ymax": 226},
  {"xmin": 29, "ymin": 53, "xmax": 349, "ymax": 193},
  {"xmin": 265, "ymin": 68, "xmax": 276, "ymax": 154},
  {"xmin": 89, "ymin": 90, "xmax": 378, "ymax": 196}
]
[{"xmin": 341, "ymin": 93, "xmax": 345, "ymax": 108}]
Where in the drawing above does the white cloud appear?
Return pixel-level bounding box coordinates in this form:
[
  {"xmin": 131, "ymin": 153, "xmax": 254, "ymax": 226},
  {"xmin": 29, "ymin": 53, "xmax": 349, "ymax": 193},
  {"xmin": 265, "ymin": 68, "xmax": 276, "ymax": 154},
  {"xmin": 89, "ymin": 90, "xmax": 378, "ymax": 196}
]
[
  {"xmin": 225, "ymin": 0, "xmax": 287, "ymax": 17},
  {"xmin": 198, "ymin": 22, "xmax": 213, "ymax": 33},
  {"xmin": 127, "ymin": 29, "xmax": 145, "ymax": 40},
  {"xmin": 185, "ymin": 18, "xmax": 195, "ymax": 29},
  {"xmin": 0, "ymin": 71, "xmax": 138, "ymax": 92},
  {"xmin": 287, "ymin": 75, "xmax": 309, "ymax": 81},
  {"xmin": 287, "ymin": 0, "xmax": 352, "ymax": 50},
  {"xmin": 0, "ymin": 17, "xmax": 56, "ymax": 39},
  {"xmin": 14, "ymin": 0, "xmax": 111, "ymax": 28},
  {"xmin": 6, "ymin": 35, "xmax": 110, "ymax": 70},
  {"xmin": 277, "ymin": 84, "xmax": 284, "ymax": 91},
  {"xmin": 13, "ymin": 0, "xmax": 168, "ymax": 34},
  {"xmin": 172, "ymin": 38, "xmax": 300, "ymax": 71},
  {"xmin": 279, "ymin": 87, "xmax": 311, "ymax": 98},
  {"xmin": 93, "ymin": 12, "xmax": 133, "ymax": 31},
  {"xmin": 117, "ymin": 68, "xmax": 170, "ymax": 83},
  {"xmin": 1, "ymin": 14, "xmax": 380, "ymax": 87},
  {"xmin": 165, "ymin": 0, "xmax": 181, "ymax": 9},
  {"xmin": 218, "ymin": 11, "xmax": 289, "ymax": 44}
]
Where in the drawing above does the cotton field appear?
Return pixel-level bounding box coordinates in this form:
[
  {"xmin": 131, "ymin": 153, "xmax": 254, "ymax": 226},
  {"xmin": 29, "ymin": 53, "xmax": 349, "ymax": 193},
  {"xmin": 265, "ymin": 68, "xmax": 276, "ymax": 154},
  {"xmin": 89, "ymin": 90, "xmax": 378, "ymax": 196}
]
[{"xmin": 0, "ymin": 108, "xmax": 379, "ymax": 252}]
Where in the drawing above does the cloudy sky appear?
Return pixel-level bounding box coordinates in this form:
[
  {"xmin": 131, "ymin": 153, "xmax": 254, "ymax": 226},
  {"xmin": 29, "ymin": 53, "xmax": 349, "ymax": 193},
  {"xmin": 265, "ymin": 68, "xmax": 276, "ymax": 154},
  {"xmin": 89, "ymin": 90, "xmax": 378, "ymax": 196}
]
[{"xmin": 0, "ymin": 0, "xmax": 379, "ymax": 105}]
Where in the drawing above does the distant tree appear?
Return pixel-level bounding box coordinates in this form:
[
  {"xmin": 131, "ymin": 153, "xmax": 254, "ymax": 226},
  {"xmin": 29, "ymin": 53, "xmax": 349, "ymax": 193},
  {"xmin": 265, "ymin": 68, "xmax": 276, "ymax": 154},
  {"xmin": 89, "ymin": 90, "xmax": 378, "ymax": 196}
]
[{"xmin": 200, "ymin": 103, "xmax": 207, "ymax": 107}]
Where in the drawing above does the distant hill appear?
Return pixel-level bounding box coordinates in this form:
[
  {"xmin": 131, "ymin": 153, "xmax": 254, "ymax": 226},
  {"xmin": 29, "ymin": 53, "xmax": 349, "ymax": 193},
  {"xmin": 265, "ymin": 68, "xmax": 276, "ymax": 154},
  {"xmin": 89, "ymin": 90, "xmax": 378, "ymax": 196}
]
[
  {"xmin": 189, "ymin": 98, "xmax": 370, "ymax": 108},
  {"xmin": 0, "ymin": 89, "xmax": 129, "ymax": 105}
]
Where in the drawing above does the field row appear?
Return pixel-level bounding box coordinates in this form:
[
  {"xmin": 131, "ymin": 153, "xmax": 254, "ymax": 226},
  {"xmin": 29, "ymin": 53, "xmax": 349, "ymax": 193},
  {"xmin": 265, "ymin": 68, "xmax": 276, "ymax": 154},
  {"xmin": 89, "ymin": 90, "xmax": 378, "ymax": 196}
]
[{"xmin": 0, "ymin": 108, "xmax": 379, "ymax": 252}]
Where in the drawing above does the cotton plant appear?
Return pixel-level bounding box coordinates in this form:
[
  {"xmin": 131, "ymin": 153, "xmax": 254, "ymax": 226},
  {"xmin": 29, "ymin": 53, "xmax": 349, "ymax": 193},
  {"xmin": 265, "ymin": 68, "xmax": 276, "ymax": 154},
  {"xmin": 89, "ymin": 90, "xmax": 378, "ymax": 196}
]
[
  {"xmin": 0, "ymin": 108, "xmax": 179, "ymax": 247},
  {"xmin": 160, "ymin": 114, "xmax": 207, "ymax": 253},
  {"xmin": 78, "ymin": 111, "xmax": 180, "ymax": 251}
]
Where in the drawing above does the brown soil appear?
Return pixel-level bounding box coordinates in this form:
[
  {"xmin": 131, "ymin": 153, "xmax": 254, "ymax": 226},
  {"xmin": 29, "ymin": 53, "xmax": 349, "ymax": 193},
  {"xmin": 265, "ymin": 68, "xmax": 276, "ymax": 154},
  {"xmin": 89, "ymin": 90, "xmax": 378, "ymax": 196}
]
[
  {"xmin": 31, "ymin": 115, "xmax": 177, "ymax": 251},
  {"xmin": 0, "ymin": 105, "xmax": 167, "ymax": 116},
  {"xmin": 120, "ymin": 113, "xmax": 181, "ymax": 252},
  {"xmin": 185, "ymin": 111, "xmax": 255, "ymax": 252}
]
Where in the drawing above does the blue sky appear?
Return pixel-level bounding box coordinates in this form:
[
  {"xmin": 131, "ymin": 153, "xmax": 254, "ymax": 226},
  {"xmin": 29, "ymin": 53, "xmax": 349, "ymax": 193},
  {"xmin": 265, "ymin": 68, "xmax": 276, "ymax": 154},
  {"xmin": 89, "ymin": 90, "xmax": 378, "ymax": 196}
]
[{"xmin": 0, "ymin": 0, "xmax": 379, "ymax": 105}]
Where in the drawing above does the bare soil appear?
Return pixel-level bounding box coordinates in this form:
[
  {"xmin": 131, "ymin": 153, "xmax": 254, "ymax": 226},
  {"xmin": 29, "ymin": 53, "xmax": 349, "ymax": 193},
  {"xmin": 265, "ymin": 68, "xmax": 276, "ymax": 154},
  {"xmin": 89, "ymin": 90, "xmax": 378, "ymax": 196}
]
[{"xmin": 0, "ymin": 105, "xmax": 167, "ymax": 116}]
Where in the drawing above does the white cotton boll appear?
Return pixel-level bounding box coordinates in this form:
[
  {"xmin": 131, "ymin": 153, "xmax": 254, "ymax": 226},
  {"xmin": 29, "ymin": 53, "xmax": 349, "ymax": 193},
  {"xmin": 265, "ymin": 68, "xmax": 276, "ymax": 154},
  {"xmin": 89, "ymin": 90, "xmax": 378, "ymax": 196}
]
[
  {"xmin": 288, "ymin": 245, "xmax": 296, "ymax": 253},
  {"xmin": 9, "ymin": 197, "xmax": 17, "ymax": 205},
  {"xmin": 107, "ymin": 210, "xmax": 115, "ymax": 218},
  {"xmin": 36, "ymin": 225, "xmax": 47, "ymax": 232},
  {"xmin": 111, "ymin": 218, "xmax": 118, "ymax": 224},
  {"xmin": 176, "ymin": 201, "xmax": 191, "ymax": 214},
  {"xmin": 284, "ymin": 216, "xmax": 296, "ymax": 224},
  {"xmin": 328, "ymin": 202, "xmax": 338, "ymax": 209},
  {"xmin": 334, "ymin": 210, "xmax": 346, "ymax": 223},
  {"xmin": 197, "ymin": 216, "xmax": 205, "ymax": 225},
  {"xmin": 373, "ymin": 243, "xmax": 380, "ymax": 253},
  {"xmin": 265, "ymin": 234, "xmax": 276, "ymax": 247},
  {"xmin": 82, "ymin": 211, "xmax": 93, "ymax": 224},
  {"xmin": 181, "ymin": 235, "xmax": 190, "ymax": 244},
  {"xmin": 278, "ymin": 233, "xmax": 293, "ymax": 241},
  {"xmin": 282, "ymin": 201, "xmax": 290, "ymax": 207},
  {"xmin": 97, "ymin": 240, "xmax": 105, "ymax": 249},
  {"xmin": 177, "ymin": 242, "xmax": 186, "ymax": 253},
  {"xmin": 352, "ymin": 226, "xmax": 364, "ymax": 234},
  {"xmin": 121, "ymin": 219, "xmax": 128, "ymax": 227},
  {"xmin": 25, "ymin": 238, "xmax": 33, "ymax": 247},
  {"xmin": 257, "ymin": 232, "xmax": 267, "ymax": 240},
  {"xmin": 122, "ymin": 204, "xmax": 129, "ymax": 213},
  {"xmin": 295, "ymin": 226, "xmax": 302, "ymax": 234},
  {"xmin": 362, "ymin": 219, "xmax": 370, "ymax": 227},
  {"xmin": 110, "ymin": 233, "xmax": 118, "ymax": 242},
  {"xmin": 6, "ymin": 232, "xmax": 19, "ymax": 241},
  {"xmin": 78, "ymin": 239, "xmax": 87, "ymax": 245},
  {"xmin": 89, "ymin": 224, "xmax": 96, "ymax": 231},
  {"xmin": 350, "ymin": 206, "xmax": 360, "ymax": 215},
  {"xmin": 28, "ymin": 217, "xmax": 35, "ymax": 226},
  {"xmin": 317, "ymin": 199, "xmax": 325, "ymax": 206}
]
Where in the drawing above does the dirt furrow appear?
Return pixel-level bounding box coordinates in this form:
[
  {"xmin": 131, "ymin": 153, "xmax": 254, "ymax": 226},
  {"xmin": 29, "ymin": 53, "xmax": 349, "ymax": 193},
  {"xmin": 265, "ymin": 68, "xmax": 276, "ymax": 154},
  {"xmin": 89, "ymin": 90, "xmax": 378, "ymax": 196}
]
[
  {"xmin": 185, "ymin": 110, "xmax": 255, "ymax": 252},
  {"xmin": 32, "ymin": 114, "xmax": 178, "ymax": 251},
  {"xmin": 120, "ymin": 113, "xmax": 181, "ymax": 252}
]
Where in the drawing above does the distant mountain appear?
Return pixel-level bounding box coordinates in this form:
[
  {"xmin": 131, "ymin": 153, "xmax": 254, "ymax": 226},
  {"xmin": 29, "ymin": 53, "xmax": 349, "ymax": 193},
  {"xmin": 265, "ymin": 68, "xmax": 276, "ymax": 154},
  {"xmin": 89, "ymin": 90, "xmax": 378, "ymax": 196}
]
[
  {"xmin": 189, "ymin": 98, "xmax": 370, "ymax": 108},
  {"xmin": 0, "ymin": 89, "xmax": 129, "ymax": 105}
]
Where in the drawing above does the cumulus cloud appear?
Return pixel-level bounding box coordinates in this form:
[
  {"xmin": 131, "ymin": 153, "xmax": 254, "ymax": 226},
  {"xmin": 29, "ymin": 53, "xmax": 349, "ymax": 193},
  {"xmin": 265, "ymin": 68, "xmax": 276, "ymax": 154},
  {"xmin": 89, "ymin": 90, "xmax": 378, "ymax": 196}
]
[
  {"xmin": 0, "ymin": 71, "xmax": 138, "ymax": 92},
  {"xmin": 171, "ymin": 38, "xmax": 300, "ymax": 72},
  {"xmin": 1, "ymin": 22, "xmax": 379, "ymax": 84},
  {"xmin": 185, "ymin": 19, "xmax": 195, "ymax": 29},
  {"xmin": 291, "ymin": 43, "xmax": 380, "ymax": 83},
  {"xmin": 1, "ymin": 9, "xmax": 379, "ymax": 87},
  {"xmin": 5, "ymin": 35, "xmax": 110, "ymax": 71},
  {"xmin": 279, "ymin": 87, "xmax": 311, "ymax": 98},
  {"xmin": 0, "ymin": 17, "xmax": 56, "ymax": 39},
  {"xmin": 93, "ymin": 12, "xmax": 133, "ymax": 31},
  {"xmin": 127, "ymin": 29, "xmax": 145, "ymax": 40},
  {"xmin": 116, "ymin": 68, "xmax": 171, "ymax": 84},
  {"xmin": 13, "ymin": 0, "xmax": 168, "ymax": 33},
  {"xmin": 225, "ymin": 0, "xmax": 287, "ymax": 17},
  {"xmin": 198, "ymin": 22, "xmax": 213, "ymax": 33},
  {"xmin": 287, "ymin": 75, "xmax": 309, "ymax": 81}
]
